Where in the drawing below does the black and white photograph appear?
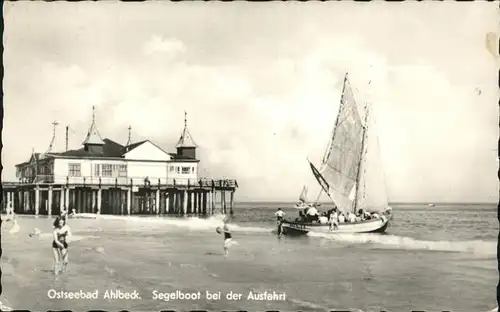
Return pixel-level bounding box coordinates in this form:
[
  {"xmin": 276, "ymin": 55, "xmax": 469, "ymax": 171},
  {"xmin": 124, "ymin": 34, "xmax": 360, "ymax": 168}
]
[{"xmin": 1, "ymin": 1, "xmax": 498, "ymax": 311}]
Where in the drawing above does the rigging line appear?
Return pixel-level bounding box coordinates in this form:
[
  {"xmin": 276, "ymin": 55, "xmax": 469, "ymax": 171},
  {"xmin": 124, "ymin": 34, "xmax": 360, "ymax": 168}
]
[{"xmin": 314, "ymin": 189, "xmax": 323, "ymax": 204}]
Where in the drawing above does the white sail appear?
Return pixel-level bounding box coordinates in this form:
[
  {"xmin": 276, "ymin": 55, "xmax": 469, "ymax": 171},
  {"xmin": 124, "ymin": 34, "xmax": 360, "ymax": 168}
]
[
  {"xmin": 355, "ymin": 105, "xmax": 389, "ymax": 213},
  {"xmin": 317, "ymin": 74, "xmax": 365, "ymax": 215},
  {"xmin": 299, "ymin": 185, "xmax": 308, "ymax": 203}
]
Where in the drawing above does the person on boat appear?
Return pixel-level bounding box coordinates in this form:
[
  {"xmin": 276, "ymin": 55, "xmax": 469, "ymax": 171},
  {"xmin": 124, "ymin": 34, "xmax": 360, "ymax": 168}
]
[
  {"xmin": 357, "ymin": 209, "xmax": 372, "ymax": 221},
  {"xmin": 347, "ymin": 211, "xmax": 357, "ymax": 223},
  {"xmin": 275, "ymin": 208, "xmax": 285, "ymax": 222},
  {"xmin": 306, "ymin": 206, "xmax": 319, "ymax": 222},
  {"xmin": 318, "ymin": 213, "xmax": 328, "ymax": 224},
  {"xmin": 371, "ymin": 212, "xmax": 380, "ymax": 219},
  {"xmin": 52, "ymin": 216, "xmax": 72, "ymax": 274},
  {"xmin": 298, "ymin": 211, "xmax": 307, "ymax": 222},
  {"xmin": 338, "ymin": 212, "xmax": 346, "ymax": 224}
]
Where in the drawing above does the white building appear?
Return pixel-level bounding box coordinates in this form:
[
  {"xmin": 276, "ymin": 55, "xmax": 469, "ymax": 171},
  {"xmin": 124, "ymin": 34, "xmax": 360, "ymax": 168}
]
[{"xmin": 16, "ymin": 110, "xmax": 200, "ymax": 188}]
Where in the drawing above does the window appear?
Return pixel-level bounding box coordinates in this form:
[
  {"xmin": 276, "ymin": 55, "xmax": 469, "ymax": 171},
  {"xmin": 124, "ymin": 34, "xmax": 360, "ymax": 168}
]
[
  {"xmin": 68, "ymin": 163, "xmax": 81, "ymax": 177},
  {"xmin": 118, "ymin": 164, "xmax": 127, "ymax": 177},
  {"xmin": 102, "ymin": 164, "xmax": 112, "ymax": 177},
  {"xmin": 94, "ymin": 164, "xmax": 100, "ymax": 177},
  {"xmin": 169, "ymin": 165, "xmax": 174, "ymax": 172},
  {"xmin": 181, "ymin": 167, "xmax": 191, "ymax": 174},
  {"xmin": 176, "ymin": 166, "xmax": 180, "ymax": 174},
  {"xmin": 191, "ymin": 167, "xmax": 195, "ymax": 174}
]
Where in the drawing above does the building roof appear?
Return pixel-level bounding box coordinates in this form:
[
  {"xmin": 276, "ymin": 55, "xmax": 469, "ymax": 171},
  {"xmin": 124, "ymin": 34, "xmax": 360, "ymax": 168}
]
[
  {"xmin": 124, "ymin": 140, "xmax": 148, "ymax": 153},
  {"xmin": 49, "ymin": 138, "xmax": 125, "ymax": 158},
  {"xmin": 176, "ymin": 111, "xmax": 197, "ymax": 148}
]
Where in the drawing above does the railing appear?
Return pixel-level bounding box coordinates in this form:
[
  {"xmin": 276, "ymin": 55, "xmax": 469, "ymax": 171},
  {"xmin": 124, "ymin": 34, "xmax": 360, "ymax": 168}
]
[
  {"xmin": 13, "ymin": 175, "xmax": 238, "ymax": 188},
  {"xmin": 198, "ymin": 178, "xmax": 239, "ymax": 188}
]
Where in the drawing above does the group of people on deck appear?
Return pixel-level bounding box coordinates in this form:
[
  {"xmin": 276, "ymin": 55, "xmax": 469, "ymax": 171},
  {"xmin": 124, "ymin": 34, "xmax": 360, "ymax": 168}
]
[{"xmin": 279, "ymin": 205, "xmax": 382, "ymax": 228}]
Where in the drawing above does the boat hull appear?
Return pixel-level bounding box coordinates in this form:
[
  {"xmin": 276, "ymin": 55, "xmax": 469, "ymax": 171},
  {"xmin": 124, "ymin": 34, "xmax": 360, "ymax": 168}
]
[{"xmin": 281, "ymin": 212, "xmax": 392, "ymax": 236}]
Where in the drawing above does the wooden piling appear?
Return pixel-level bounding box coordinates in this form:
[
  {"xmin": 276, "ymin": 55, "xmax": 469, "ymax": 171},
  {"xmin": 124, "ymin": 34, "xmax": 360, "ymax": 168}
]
[
  {"xmin": 17, "ymin": 190, "xmax": 22, "ymax": 214},
  {"xmin": 97, "ymin": 189, "xmax": 102, "ymax": 214},
  {"xmin": 230, "ymin": 190, "xmax": 234, "ymax": 215},
  {"xmin": 183, "ymin": 190, "xmax": 188, "ymax": 215},
  {"xmin": 165, "ymin": 192, "xmax": 170, "ymax": 214},
  {"xmin": 173, "ymin": 191, "xmax": 177, "ymax": 215},
  {"xmin": 65, "ymin": 188, "xmax": 69, "ymax": 210},
  {"xmin": 156, "ymin": 189, "xmax": 160, "ymax": 215},
  {"xmin": 48, "ymin": 186, "xmax": 53, "ymax": 216},
  {"xmin": 222, "ymin": 189, "xmax": 227, "ymax": 214},
  {"xmin": 127, "ymin": 188, "xmax": 131, "ymax": 215},
  {"xmin": 211, "ymin": 191, "xmax": 215, "ymax": 214},
  {"xmin": 191, "ymin": 191, "xmax": 195, "ymax": 214},
  {"xmin": 35, "ymin": 186, "xmax": 40, "ymax": 215},
  {"xmin": 202, "ymin": 191, "xmax": 207, "ymax": 215},
  {"xmin": 25, "ymin": 191, "xmax": 30, "ymax": 213}
]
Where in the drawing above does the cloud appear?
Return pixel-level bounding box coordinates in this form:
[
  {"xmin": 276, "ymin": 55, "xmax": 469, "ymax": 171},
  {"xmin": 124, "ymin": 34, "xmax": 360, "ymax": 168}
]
[{"xmin": 143, "ymin": 35, "xmax": 186, "ymax": 56}]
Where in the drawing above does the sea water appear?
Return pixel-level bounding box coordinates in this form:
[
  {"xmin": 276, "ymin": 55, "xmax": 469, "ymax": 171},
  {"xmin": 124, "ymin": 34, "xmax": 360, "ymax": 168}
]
[{"xmin": 0, "ymin": 203, "xmax": 497, "ymax": 312}]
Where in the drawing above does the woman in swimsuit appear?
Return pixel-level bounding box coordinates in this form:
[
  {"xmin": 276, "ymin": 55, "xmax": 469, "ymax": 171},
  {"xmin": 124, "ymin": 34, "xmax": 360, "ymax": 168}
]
[{"xmin": 52, "ymin": 216, "xmax": 71, "ymax": 274}]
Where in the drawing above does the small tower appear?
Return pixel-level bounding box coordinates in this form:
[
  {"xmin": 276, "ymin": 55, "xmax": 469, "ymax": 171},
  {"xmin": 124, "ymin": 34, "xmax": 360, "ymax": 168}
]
[
  {"xmin": 175, "ymin": 111, "xmax": 197, "ymax": 159},
  {"xmin": 82, "ymin": 106, "xmax": 105, "ymax": 154},
  {"xmin": 124, "ymin": 125, "xmax": 132, "ymax": 152}
]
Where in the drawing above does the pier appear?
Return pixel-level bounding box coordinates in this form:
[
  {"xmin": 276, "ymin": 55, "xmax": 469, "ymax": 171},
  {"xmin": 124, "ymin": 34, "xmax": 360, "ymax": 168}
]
[
  {"xmin": 5, "ymin": 109, "xmax": 239, "ymax": 217},
  {"xmin": 2, "ymin": 178, "xmax": 238, "ymax": 216}
]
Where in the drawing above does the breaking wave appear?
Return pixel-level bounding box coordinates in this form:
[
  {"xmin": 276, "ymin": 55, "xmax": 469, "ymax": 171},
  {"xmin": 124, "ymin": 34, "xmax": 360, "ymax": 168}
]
[
  {"xmin": 35, "ymin": 232, "xmax": 99, "ymax": 242},
  {"xmin": 76, "ymin": 213, "xmax": 273, "ymax": 234},
  {"xmin": 307, "ymin": 232, "xmax": 496, "ymax": 256}
]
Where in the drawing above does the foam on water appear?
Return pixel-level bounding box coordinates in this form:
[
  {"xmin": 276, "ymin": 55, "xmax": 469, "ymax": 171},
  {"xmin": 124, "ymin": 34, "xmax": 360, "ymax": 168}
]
[
  {"xmin": 77, "ymin": 213, "xmax": 273, "ymax": 233},
  {"xmin": 307, "ymin": 232, "xmax": 496, "ymax": 256},
  {"xmin": 35, "ymin": 233, "xmax": 98, "ymax": 242}
]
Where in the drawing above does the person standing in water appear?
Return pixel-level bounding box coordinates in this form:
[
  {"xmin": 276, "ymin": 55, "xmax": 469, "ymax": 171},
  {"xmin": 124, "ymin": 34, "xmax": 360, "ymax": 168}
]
[
  {"xmin": 52, "ymin": 216, "xmax": 71, "ymax": 274},
  {"xmin": 222, "ymin": 218, "xmax": 233, "ymax": 257},
  {"xmin": 275, "ymin": 208, "xmax": 285, "ymax": 221},
  {"xmin": 274, "ymin": 208, "xmax": 285, "ymax": 237}
]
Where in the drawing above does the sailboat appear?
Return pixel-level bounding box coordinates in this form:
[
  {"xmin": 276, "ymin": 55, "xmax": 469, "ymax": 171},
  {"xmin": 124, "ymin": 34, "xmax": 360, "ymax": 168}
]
[
  {"xmin": 281, "ymin": 73, "xmax": 393, "ymax": 235},
  {"xmin": 294, "ymin": 185, "xmax": 321, "ymax": 209},
  {"xmin": 295, "ymin": 186, "xmax": 310, "ymax": 209}
]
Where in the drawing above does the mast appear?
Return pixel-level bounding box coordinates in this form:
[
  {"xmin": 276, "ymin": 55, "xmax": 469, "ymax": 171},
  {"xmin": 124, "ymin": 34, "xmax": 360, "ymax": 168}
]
[
  {"xmin": 45, "ymin": 121, "xmax": 59, "ymax": 154},
  {"xmin": 352, "ymin": 103, "xmax": 370, "ymax": 213},
  {"xmin": 126, "ymin": 125, "xmax": 132, "ymax": 146},
  {"xmin": 65, "ymin": 126, "xmax": 69, "ymax": 151}
]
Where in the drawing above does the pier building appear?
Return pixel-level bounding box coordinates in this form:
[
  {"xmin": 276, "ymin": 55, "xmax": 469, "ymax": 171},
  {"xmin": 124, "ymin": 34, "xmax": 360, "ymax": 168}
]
[{"xmin": 3, "ymin": 108, "xmax": 238, "ymax": 216}]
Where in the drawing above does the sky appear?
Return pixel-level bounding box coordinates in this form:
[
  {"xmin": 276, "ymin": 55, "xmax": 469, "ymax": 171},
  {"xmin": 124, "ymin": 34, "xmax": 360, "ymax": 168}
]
[{"xmin": 3, "ymin": 2, "xmax": 498, "ymax": 203}]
